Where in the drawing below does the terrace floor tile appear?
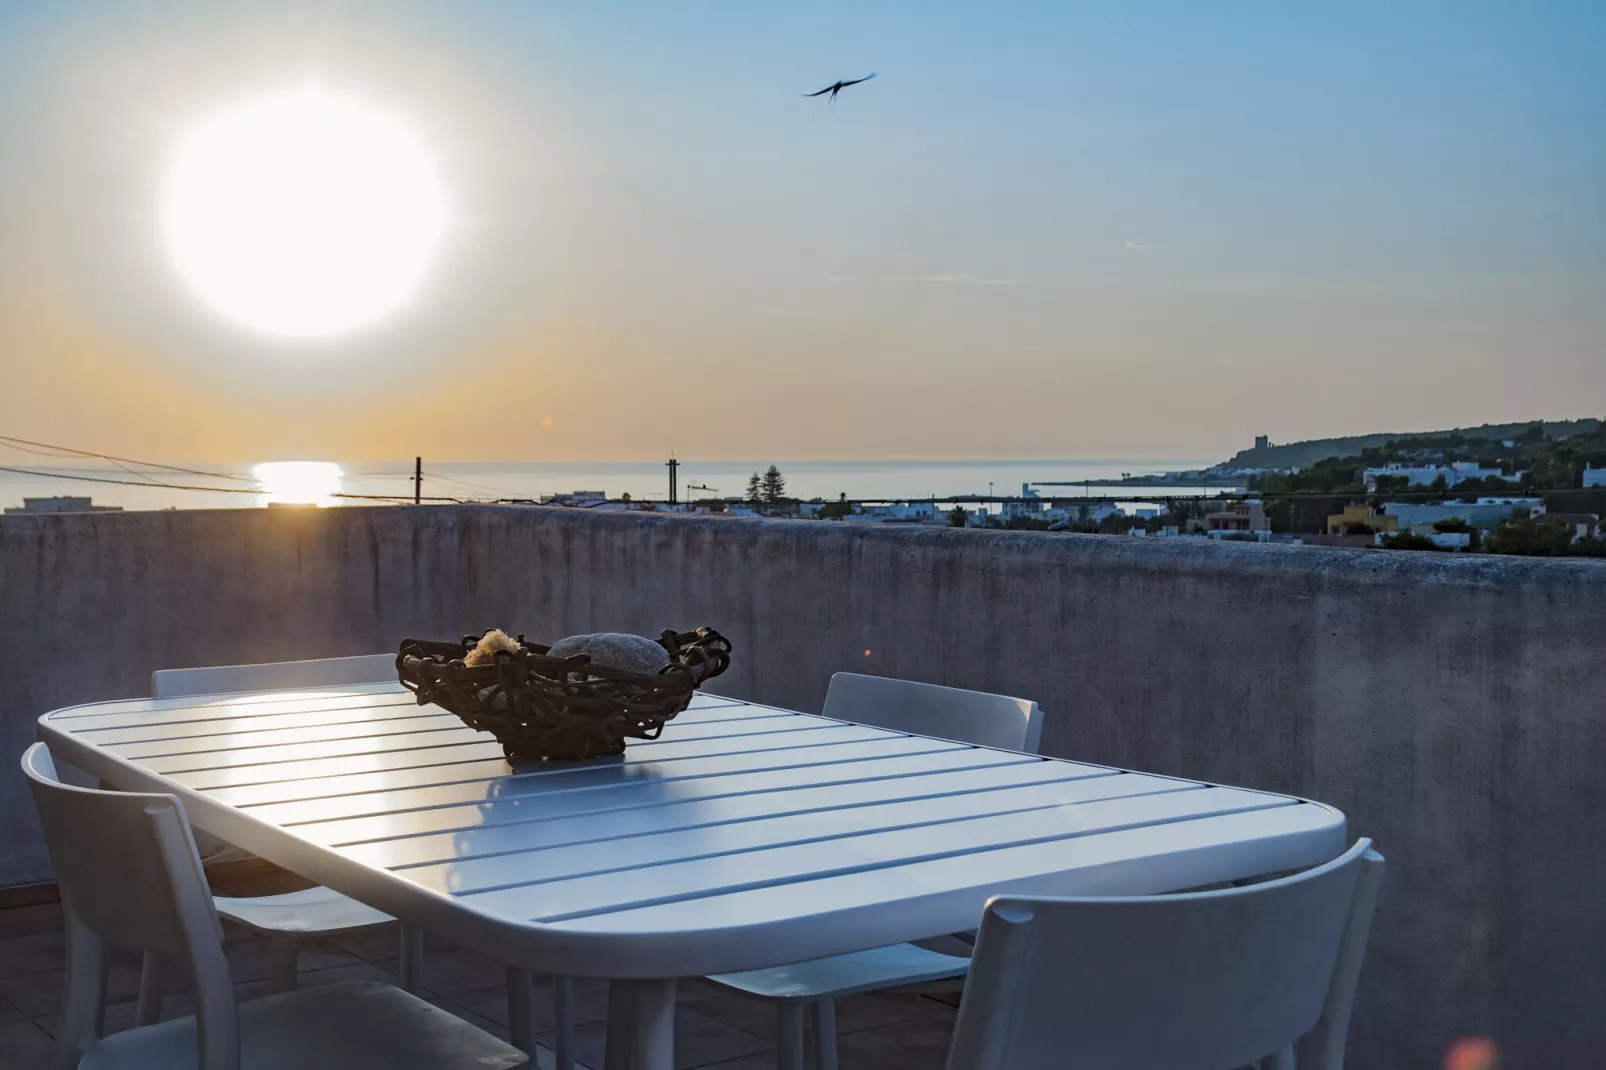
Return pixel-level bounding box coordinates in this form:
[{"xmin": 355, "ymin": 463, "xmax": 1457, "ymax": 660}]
[{"xmin": 0, "ymin": 1019, "xmax": 56, "ymax": 1065}]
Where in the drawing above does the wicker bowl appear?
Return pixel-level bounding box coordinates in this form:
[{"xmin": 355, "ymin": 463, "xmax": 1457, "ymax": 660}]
[{"xmin": 395, "ymin": 628, "xmax": 731, "ymax": 761}]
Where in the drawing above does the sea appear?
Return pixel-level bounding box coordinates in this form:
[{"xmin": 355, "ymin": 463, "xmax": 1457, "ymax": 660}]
[{"xmin": 0, "ymin": 457, "xmax": 1237, "ymax": 513}]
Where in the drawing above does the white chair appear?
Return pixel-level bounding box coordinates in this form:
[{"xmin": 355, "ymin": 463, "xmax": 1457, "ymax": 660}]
[
  {"xmin": 145, "ymin": 654, "xmax": 567, "ymax": 1066},
  {"xmin": 151, "ymin": 654, "xmax": 400, "ymax": 700},
  {"xmin": 22, "ymin": 742, "xmax": 529, "ymax": 1070},
  {"xmin": 944, "ymin": 838, "xmax": 1386, "ymax": 1070},
  {"xmin": 145, "ymin": 655, "xmax": 421, "ymax": 1004},
  {"xmin": 703, "ymin": 672, "xmax": 1043, "ymax": 1070},
  {"xmin": 821, "ymin": 671, "xmax": 1042, "ymax": 752}
]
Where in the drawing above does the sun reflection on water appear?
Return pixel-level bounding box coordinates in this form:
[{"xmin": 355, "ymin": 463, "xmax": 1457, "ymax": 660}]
[{"xmin": 253, "ymin": 461, "xmax": 343, "ymax": 507}]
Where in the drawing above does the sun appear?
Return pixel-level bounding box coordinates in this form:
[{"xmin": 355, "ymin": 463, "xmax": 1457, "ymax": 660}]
[{"xmin": 160, "ymin": 85, "xmax": 449, "ymax": 338}]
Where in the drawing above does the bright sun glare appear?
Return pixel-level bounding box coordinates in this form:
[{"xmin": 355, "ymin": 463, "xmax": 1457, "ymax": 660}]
[
  {"xmin": 253, "ymin": 461, "xmax": 344, "ymax": 506},
  {"xmin": 160, "ymin": 85, "xmax": 448, "ymax": 338}
]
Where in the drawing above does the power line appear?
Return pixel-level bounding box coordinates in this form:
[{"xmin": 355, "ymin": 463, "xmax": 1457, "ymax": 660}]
[
  {"xmin": 0, "ymin": 440, "xmax": 176, "ymax": 488},
  {"xmin": 0, "ymin": 434, "xmax": 503, "ymax": 504},
  {"xmin": 0, "ymin": 464, "xmax": 266, "ymax": 495},
  {"xmin": 0, "ymin": 434, "xmax": 254, "ymax": 483},
  {"xmin": 421, "ymin": 469, "xmax": 517, "ymax": 498},
  {"xmin": 0, "ymin": 463, "xmax": 465, "ymax": 503}
]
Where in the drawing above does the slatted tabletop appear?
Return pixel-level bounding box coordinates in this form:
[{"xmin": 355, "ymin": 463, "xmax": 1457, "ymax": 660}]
[{"xmin": 38, "ymin": 683, "xmax": 1346, "ymax": 981}]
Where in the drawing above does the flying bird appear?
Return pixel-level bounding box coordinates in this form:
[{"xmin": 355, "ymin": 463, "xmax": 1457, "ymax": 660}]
[{"xmin": 803, "ymin": 73, "xmax": 877, "ymax": 101}]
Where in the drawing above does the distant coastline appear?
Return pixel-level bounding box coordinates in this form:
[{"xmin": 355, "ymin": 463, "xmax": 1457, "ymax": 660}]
[
  {"xmin": 1221, "ymin": 419, "xmax": 1600, "ymax": 472},
  {"xmin": 0, "ymin": 457, "xmax": 1221, "ymax": 513}
]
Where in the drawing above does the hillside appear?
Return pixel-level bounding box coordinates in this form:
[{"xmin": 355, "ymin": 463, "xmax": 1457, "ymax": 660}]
[{"xmin": 1224, "ymin": 419, "xmax": 1601, "ymax": 470}]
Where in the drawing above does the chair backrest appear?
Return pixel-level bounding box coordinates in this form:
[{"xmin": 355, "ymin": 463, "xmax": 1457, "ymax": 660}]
[
  {"xmin": 946, "ymin": 839, "xmax": 1385, "ymax": 1070},
  {"xmin": 23, "ymin": 743, "xmax": 239, "ymax": 1070},
  {"xmin": 822, "ymin": 672, "xmax": 1043, "ymax": 753},
  {"xmin": 152, "ymin": 652, "xmax": 396, "ymax": 698}
]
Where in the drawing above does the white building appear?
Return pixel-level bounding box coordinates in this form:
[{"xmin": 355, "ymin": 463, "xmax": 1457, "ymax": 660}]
[
  {"xmin": 1362, "ymin": 462, "xmax": 1521, "ymax": 489},
  {"xmin": 1208, "ymin": 529, "xmax": 1272, "ymax": 543},
  {"xmin": 4, "ymin": 497, "xmax": 122, "ymax": 515},
  {"xmin": 539, "ymin": 490, "xmax": 608, "ymax": 507},
  {"xmin": 1380, "ymin": 530, "xmax": 1473, "ymax": 549},
  {"xmin": 1383, "ymin": 498, "xmax": 1542, "ymax": 531},
  {"xmin": 1000, "ymin": 486, "xmax": 1047, "ymax": 522},
  {"xmin": 856, "ymin": 502, "xmax": 938, "ymax": 524},
  {"xmin": 1584, "ymin": 464, "xmax": 1606, "ymax": 489},
  {"xmin": 1547, "ymin": 513, "xmax": 1600, "ymax": 542}
]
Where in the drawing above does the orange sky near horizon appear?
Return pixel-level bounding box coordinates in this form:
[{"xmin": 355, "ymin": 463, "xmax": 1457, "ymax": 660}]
[{"xmin": 2, "ymin": 2, "xmax": 1601, "ymax": 465}]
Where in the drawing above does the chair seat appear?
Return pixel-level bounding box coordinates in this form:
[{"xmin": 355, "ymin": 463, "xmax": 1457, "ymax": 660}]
[
  {"xmin": 215, "ymin": 886, "xmax": 394, "ymax": 936},
  {"xmin": 707, "ymin": 943, "xmax": 970, "ymax": 1002},
  {"xmin": 80, "ymin": 981, "xmax": 528, "ymax": 1070}
]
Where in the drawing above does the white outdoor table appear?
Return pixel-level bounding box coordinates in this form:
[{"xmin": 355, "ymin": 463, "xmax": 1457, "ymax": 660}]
[{"xmin": 39, "ymin": 682, "xmax": 1346, "ymax": 1070}]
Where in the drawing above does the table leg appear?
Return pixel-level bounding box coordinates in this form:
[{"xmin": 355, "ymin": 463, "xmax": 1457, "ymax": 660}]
[
  {"xmin": 812, "ymin": 999, "xmax": 839, "ymax": 1070},
  {"xmin": 629, "ymin": 978, "xmax": 677, "ymax": 1070},
  {"xmin": 553, "ymin": 975, "xmax": 576, "ymax": 1070},
  {"xmin": 399, "ymin": 923, "xmax": 426, "ymax": 994},
  {"xmin": 777, "ymin": 1002, "xmax": 805, "ymax": 1070},
  {"xmin": 604, "ymin": 980, "xmax": 635, "ymax": 1070},
  {"xmin": 505, "ymin": 966, "xmax": 536, "ymax": 1055}
]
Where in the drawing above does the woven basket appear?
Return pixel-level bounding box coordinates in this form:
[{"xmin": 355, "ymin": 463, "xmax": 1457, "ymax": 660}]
[{"xmin": 395, "ymin": 628, "xmax": 732, "ymax": 761}]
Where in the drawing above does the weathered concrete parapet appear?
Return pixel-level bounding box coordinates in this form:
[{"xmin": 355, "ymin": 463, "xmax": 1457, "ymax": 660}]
[{"xmin": 3, "ymin": 504, "xmax": 1602, "ymax": 1066}]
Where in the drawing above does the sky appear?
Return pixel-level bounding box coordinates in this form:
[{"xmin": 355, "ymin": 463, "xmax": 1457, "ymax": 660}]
[{"xmin": 0, "ymin": 0, "xmax": 1602, "ymax": 464}]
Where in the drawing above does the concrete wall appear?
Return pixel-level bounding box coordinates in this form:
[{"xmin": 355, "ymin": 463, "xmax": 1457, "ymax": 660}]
[{"xmin": 3, "ymin": 504, "xmax": 1602, "ymax": 1066}]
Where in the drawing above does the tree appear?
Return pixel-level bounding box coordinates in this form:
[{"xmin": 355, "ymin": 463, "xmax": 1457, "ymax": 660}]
[
  {"xmin": 1372, "ymin": 475, "xmax": 1412, "ymax": 494},
  {"xmin": 1574, "ymin": 536, "xmax": 1606, "ymax": 557},
  {"xmin": 1380, "ymin": 531, "xmax": 1438, "ymax": 551},
  {"xmin": 1251, "ymin": 458, "xmax": 1365, "ymax": 496},
  {"xmin": 761, "ymin": 465, "xmax": 786, "ymax": 505},
  {"xmin": 817, "ymin": 494, "xmax": 854, "ymax": 521},
  {"xmin": 948, "ymin": 506, "xmax": 969, "ymax": 527},
  {"xmin": 1485, "ymin": 515, "xmax": 1580, "ymax": 556},
  {"xmin": 745, "ymin": 472, "xmax": 762, "ymax": 505}
]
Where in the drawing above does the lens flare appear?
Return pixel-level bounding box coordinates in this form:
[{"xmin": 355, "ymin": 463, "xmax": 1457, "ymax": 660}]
[{"xmin": 1444, "ymin": 1036, "xmax": 1500, "ymax": 1070}]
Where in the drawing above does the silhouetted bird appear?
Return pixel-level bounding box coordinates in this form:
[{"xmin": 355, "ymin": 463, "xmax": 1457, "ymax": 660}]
[{"xmin": 803, "ymin": 73, "xmax": 877, "ymax": 101}]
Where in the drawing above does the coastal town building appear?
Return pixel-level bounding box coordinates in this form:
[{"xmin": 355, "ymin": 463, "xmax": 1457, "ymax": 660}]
[
  {"xmin": 1548, "ymin": 513, "xmax": 1601, "ymax": 542},
  {"xmin": 539, "ymin": 490, "xmax": 608, "ymax": 508},
  {"xmin": 1411, "ymin": 531, "xmax": 1474, "ymax": 549},
  {"xmin": 1204, "ymin": 500, "xmax": 1270, "ymax": 535},
  {"xmin": 1361, "ymin": 462, "xmax": 1521, "ymax": 488},
  {"xmin": 1382, "ymin": 498, "xmax": 1542, "ymax": 532},
  {"xmin": 4, "ymin": 496, "xmax": 122, "ymax": 515},
  {"xmin": 1326, "ymin": 505, "xmax": 1398, "ymax": 537},
  {"xmin": 858, "ymin": 502, "xmax": 939, "ymax": 524}
]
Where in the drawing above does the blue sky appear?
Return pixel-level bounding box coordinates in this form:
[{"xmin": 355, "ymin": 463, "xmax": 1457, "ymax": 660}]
[{"xmin": 0, "ymin": 1, "xmax": 1601, "ymax": 461}]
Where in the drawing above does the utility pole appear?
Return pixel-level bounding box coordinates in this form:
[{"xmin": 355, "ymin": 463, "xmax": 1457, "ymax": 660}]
[
  {"xmin": 413, "ymin": 457, "xmax": 422, "ymax": 505},
  {"xmin": 666, "ymin": 456, "xmax": 679, "ymax": 505}
]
